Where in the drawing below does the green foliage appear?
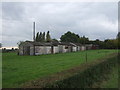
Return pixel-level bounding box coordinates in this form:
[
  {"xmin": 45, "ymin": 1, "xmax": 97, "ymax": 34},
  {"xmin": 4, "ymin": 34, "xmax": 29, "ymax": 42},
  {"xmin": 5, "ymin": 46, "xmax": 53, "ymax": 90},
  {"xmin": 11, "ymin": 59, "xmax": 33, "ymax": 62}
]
[
  {"xmin": 42, "ymin": 32, "xmax": 45, "ymax": 42},
  {"xmin": 60, "ymin": 31, "xmax": 79, "ymax": 43},
  {"xmin": 35, "ymin": 32, "xmax": 47, "ymax": 42},
  {"xmin": 79, "ymin": 36, "xmax": 89, "ymax": 44},
  {"xmin": 35, "ymin": 31, "xmax": 52, "ymax": 42},
  {"xmin": 104, "ymin": 39, "xmax": 118, "ymax": 49},
  {"xmin": 46, "ymin": 56, "xmax": 117, "ymax": 88},
  {"xmin": 46, "ymin": 31, "xmax": 51, "ymax": 42},
  {"xmin": 35, "ymin": 32, "xmax": 39, "ymax": 42},
  {"xmin": 2, "ymin": 50, "xmax": 117, "ymax": 88},
  {"xmin": 38, "ymin": 32, "xmax": 42, "ymax": 42},
  {"xmin": 52, "ymin": 39, "xmax": 59, "ymax": 43},
  {"xmin": 117, "ymin": 32, "xmax": 120, "ymax": 39},
  {"xmin": 0, "ymin": 43, "xmax": 2, "ymax": 48},
  {"xmin": 101, "ymin": 66, "xmax": 118, "ymax": 88},
  {"xmin": 35, "ymin": 31, "xmax": 119, "ymax": 49}
]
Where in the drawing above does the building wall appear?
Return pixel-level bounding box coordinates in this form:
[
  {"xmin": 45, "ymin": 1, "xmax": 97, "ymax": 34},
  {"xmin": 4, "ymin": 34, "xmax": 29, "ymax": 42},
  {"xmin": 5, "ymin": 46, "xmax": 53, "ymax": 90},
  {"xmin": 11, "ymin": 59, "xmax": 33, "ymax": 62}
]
[
  {"xmin": 62, "ymin": 46, "xmax": 68, "ymax": 53},
  {"xmin": 68, "ymin": 46, "xmax": 72, "ymax": 52},
  {"xmin": 58, "ymin": 45, "xmax": 63, "ymax": 53},
  {"xmin": 30, "ymin": 46, "xmax": 34, "ymax": 55},
  {"xmin": 19, "ymin": 46, "xmax": 24, "ymax": 55},
  {"xmin": 53, "ymin": 46, "xmax": 59, "ymax": 54},
  {"xmin": 35, "ymin": 46, "xmax": 42, "ymax": 55},
  {"xmin": 35, "ymin": 46, "xmax": 52, "ymax": 55},
  {"xmin": 19, "ymin": 42, "xmax": 92, "ymax": 56},
  {"xmin": 77, "ymin": 46, "xmax": 81, "ymax": 51},
  {"xmin": 45, "ymin": 46, "xmax": 51, "ymax": 54},
  {"xmin": 72, "ymin": 46, "xmax": 77, "ymax": 52},
  {"xmin": 81, "ymin": 46, "xmax": 86, "ymax": 51}
]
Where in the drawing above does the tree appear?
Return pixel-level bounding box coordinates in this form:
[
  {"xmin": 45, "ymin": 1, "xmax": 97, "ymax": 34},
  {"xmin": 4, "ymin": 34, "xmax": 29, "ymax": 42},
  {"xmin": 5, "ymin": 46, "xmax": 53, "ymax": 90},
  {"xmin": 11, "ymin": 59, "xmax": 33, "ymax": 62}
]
[
  {"xmin": 42, "ymin": 32, "xmax": 45, "ymax": 42},
  {"xmin": 79, "ymin": 36, "xmax": 89, "ymax": 44},
  {"xmin": 103, "ymin": 39, "xmax": 117, "ymax": 49},
  {"xmin": 46, "ymin": 31, "xmax": 51, "ymax": 42},
  {"xmin": 52, "ymin": 39, "xmax": 59, "ymax": 43},
  {"xmin": 38, "ymin": 32, "xmax": 42, "ymax": 42},
  {"xmin": 117, "ymin": 32, "xmax": 120, "ymax": 49},
  {"xmin": 0, "ymin": 43, "xmax": 2, "ymax": 48},
  {"xmin": 117, "ymin": 32, "xmax": 120, "ymax": 39},
  {"xmin": 60, "ymin": 31, "xmax": 79, "ymax": 43},
  {"xmin": 35, "ymin": 32, "xmax": 39, "ymax": 42}
]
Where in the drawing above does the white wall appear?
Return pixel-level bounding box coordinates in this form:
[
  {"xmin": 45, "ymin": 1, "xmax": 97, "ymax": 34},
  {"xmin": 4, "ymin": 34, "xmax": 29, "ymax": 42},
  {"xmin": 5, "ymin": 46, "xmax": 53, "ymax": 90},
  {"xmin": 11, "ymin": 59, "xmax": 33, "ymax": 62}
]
[
  {"xmin": 81, "ymin": 46, "xmax": 86, "ymax": 51},
  {"xmin": 54, "ymin": 46, "xmax": 59, "ymax": 54},
  {"xmin": 58, "ymin": 45, "xmax": 63, "ymax": 53},
  {"xmin": 72, "ymin": 46, "xmax": 77, "ymax": 52},
  {"xmin": 77, "ymin": 46, "xmax": 81, "ymax": 51},
  {"xmin": 62, "ymin": 46, "xmax": 69, "ymax": 53},
  {"xmin": 30, "ymin": 46, "xmax": 34, "ymax": 55},
  {"xmin": 35, "ymin": 46, "xmax": 51, "ymax": 55},
  {"xmin": 45, "ymin": 46, "xmax": 51, "ymax": 54},
  {"xmin": 19, "ymin": 46, "xmax": 23, "ymax": 55}
]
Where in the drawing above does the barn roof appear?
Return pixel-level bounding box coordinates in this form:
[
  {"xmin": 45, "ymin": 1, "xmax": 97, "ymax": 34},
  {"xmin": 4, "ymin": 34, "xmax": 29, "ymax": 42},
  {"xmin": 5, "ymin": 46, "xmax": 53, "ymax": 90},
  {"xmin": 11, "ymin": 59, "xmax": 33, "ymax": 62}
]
[
  {"xmin": 20, "ymin": 41, "xmax": 82, "ymax": 46},
  {"xmin": 25, "ymin": 41, "xmax": 53, "ymax": 46}
]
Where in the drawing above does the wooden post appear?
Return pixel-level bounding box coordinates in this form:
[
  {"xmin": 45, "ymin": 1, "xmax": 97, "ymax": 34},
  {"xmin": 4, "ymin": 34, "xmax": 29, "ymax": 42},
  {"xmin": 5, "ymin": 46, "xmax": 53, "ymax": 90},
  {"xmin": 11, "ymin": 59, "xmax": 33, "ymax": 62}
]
[{"xmin": 84, "ymin": 37, "xmax": 87, "ymax": 63}]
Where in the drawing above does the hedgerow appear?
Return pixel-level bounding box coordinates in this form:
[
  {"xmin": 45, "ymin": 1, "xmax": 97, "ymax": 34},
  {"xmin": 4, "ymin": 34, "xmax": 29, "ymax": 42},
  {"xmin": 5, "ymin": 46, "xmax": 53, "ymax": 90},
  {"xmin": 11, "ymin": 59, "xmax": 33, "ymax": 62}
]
[{"xmin": 45, "ymin": 56, "xmax": 118, "ymax": 88}]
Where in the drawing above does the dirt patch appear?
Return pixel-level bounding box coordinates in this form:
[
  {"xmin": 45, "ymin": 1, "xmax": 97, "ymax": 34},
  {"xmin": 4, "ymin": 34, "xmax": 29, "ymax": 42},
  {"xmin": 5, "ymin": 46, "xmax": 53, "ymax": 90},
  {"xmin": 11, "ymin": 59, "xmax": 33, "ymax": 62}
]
[{"xmin": 22, "ymin": 53, "xmax": 118, "ymax": 88}]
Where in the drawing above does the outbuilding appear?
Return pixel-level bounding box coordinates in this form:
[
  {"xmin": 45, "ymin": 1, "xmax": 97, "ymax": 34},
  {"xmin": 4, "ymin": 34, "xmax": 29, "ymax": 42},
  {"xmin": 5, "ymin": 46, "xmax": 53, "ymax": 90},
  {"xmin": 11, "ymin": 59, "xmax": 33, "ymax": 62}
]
[
  {"xmin": 18, "ymin": 41, "xmax": 59, "ymax": 55},
  {"xmin": 18, "ymin": 41, "xmax": 92, "ymax": 56}
]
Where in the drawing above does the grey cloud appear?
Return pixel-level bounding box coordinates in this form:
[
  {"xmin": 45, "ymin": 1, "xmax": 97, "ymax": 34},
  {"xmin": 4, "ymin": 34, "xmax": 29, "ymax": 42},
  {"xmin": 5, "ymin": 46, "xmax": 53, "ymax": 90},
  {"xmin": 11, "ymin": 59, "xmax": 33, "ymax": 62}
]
[
  {"xmin": 2, "ymin": 2, "xmax": 118, "ymax": 47},
  {"xmin": 2, "ymin": 2, "xmax": 25, "ymax": 20}
]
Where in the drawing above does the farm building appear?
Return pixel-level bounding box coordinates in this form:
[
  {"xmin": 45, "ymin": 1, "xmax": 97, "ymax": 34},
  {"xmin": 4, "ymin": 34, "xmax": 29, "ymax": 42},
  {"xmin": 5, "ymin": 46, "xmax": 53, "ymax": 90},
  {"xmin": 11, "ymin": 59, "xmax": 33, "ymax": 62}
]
[
  {"xmin": 85, "ymin": 44, "xmax": 99, "ymax": 50},
  {"xmin": 18, "ymin": 41, "xmax": 87, "ymax": 55}
]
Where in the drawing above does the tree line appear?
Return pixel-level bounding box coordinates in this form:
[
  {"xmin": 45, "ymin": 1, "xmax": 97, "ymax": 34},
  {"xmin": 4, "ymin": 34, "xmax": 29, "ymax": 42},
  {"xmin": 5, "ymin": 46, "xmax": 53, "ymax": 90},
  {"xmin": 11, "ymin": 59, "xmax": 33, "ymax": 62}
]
[
  {"xmin": 35, "ymin": 31, "xmax": 120, "ymax": 49},
  {"xmin": 35, "ymin": 31, "xmax": 51, "ymax": 42}
]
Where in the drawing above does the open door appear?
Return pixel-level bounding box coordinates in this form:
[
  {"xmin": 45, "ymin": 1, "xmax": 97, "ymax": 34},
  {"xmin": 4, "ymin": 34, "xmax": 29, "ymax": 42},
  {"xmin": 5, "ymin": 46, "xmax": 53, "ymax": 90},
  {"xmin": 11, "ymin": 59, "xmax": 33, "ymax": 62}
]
[
  {"xmin": 23, "ymin": 46, "xmax": 30, "ymax": 55},
  {"xmin": 51, "ymin": 46, "xmax": 54, "ymax": 54}
]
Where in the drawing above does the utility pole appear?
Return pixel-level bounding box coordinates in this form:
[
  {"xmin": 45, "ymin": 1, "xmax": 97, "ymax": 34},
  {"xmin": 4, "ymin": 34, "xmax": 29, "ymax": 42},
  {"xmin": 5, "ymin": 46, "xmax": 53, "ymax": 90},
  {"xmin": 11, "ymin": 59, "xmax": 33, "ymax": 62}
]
[{"xmin": 33, "ymin": 22, "xmax": 35, "ymax": 42}]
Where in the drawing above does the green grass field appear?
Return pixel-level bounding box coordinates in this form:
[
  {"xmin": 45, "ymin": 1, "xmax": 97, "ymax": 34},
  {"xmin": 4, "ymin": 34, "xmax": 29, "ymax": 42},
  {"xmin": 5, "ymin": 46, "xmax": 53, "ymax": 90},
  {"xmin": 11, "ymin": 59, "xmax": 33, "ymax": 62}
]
[
  {"xmin": 2, "ymin": 49, "xmax": 118, "ymax": 88},
  {"xmin": 101, "ymin": 65, "xmax": 118, "ymax": 88}
]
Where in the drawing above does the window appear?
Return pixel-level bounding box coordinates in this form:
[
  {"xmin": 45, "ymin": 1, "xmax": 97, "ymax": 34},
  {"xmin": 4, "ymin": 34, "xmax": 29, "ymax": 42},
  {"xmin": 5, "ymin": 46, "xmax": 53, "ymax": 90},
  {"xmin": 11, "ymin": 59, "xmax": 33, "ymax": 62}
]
[{"xmin": 65, "ymin": 46, "xmax": 68, "ymax": 49}]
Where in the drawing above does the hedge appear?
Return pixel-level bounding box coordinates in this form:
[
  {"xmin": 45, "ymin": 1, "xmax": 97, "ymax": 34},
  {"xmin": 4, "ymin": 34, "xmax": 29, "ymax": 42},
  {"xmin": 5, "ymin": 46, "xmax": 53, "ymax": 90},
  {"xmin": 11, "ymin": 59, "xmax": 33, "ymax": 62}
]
[{"xmin": 45, "ymin": 56, "xmax": 118, "ymax": 88}]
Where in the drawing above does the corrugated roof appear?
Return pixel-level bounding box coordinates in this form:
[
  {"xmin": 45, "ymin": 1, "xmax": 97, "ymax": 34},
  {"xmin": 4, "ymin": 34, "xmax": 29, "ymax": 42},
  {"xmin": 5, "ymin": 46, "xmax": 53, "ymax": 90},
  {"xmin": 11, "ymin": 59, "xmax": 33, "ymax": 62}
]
[{"xmin": 21, "ymin": 41, "xmax": 82, "ymax": 46}]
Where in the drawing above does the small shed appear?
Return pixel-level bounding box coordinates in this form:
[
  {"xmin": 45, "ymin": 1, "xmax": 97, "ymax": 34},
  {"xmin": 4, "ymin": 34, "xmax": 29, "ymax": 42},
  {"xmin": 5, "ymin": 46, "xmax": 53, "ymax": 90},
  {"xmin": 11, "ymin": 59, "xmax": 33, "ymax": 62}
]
[{"xmin": 18, "ymin": 41, "xmax": 58, "ymax": 55}]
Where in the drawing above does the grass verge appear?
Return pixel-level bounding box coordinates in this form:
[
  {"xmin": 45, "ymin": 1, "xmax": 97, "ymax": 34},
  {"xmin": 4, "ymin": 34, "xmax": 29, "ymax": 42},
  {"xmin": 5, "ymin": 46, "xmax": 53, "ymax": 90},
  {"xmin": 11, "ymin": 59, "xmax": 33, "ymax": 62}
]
[{"xmin": 45, "ymin": 55, "xmax": 118, "ymax": 88}]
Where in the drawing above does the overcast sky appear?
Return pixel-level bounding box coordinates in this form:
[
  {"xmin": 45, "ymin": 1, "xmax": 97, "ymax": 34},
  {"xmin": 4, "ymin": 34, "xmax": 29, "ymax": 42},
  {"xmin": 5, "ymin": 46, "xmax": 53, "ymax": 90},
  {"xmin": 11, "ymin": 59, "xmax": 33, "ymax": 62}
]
[{"xmin": 1, "ymin": 2, "xmax": 118, "ymax": 47}]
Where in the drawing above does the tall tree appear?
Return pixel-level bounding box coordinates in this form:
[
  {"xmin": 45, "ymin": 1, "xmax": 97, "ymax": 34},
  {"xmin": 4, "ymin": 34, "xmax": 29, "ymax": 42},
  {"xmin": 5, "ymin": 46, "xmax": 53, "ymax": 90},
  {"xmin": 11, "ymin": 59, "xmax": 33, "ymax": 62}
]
[
  {"xmin": 38, "ymin": 32, "xmax": 42, "ymax": 42},
  {"xmin": 52, "ymin": 39, "xmax": 59, "ymax": 43},
  {"xmin": 79, "ymin": 36, "xmax": 89, "ymax": 44},
  {"xmin": 46, "ymin": 31, "xmax": 51, "ymax": 42},
  {"xmin": 117, "ymin": 32, "xmax": 120, "ymax": 39},
  {"xmin": 60, "ymin": 31, "xmax": 79, "ymax": 43},
  {"xmin": 35, "ymin": 32, "xmax": 39, "ymax": 42},
  {"xmin": 42, "ymin": 32, "xmax": 45, "ymax": 42},
  {"xmin": 0, "ymin": 43, "xmax": 2, "ymax": 48}
]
